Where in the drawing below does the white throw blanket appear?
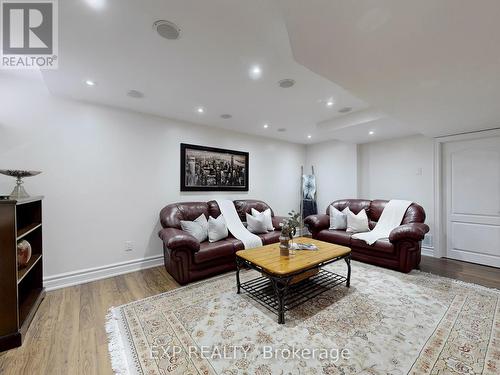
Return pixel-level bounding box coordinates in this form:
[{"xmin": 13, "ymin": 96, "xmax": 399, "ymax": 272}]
[
  {"xmin": 216, "ymin": 199, "xmax": 263, "ymax": 249},
  {"xmin": 352, "ymin": 200, "xmax": 412, "ymax": 245}
]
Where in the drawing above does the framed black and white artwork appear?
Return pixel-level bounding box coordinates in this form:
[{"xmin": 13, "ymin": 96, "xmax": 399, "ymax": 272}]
[{"xmin": 180, "ymin": 143, "xmax": 249, "ymax": 191}]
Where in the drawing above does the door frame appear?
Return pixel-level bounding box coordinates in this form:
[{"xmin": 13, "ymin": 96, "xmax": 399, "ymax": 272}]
[{"xmin": 434, "ymin": 128, "xmax": 500, "ymax": 258}]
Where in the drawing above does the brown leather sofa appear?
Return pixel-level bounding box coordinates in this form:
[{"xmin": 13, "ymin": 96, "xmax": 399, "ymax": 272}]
[
  {"xmin": 304, "ymin": 199, "xmax": 429, "ymax": 273},
  {"xmin": 158, "ymin": 199, "xmax": 286, "ymax": 284}
]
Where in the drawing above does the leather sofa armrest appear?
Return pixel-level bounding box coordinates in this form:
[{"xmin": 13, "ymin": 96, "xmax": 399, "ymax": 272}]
[
  {"xmin": 272, "ymin": 216, "xmax": 287, "ymax": 230},
  {"xmin": 389, "ymin": 223, "xmax": 430, "ymax": 243},
  {"xmin": 158, "ymin": 228, "xmax": 200, "ymax": 252},
  {"xmin": 304, "ymin": 214, "xmax": 330, "ymax": 233}
]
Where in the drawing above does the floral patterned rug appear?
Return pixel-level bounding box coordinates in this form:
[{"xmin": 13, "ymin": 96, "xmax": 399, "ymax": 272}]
[{"xmin": 106, "ymin": 261, "xmax": 499, "ymax": 375}]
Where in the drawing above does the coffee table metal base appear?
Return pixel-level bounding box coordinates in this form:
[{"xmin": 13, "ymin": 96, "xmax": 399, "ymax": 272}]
[{"xmin": 236, "ymin": 254, "xmax": 351, "ymax": 324}]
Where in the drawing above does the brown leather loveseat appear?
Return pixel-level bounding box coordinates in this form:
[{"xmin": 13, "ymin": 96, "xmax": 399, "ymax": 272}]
[
  {"xmin": 158, "ymin": 199, "xmax": 286, "ymax": 284},
  {"xmin": 304, "ymin": 199, "xmax": 429, "ymax": 273}
]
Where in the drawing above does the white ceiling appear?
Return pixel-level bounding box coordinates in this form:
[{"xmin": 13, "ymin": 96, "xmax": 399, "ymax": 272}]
[
  {"xmin": 41, "ymin": 0, "xmax": 411, "ymax": 145},
  {"xmin": 278, "ymin": 0, "xmax": 500, "ymax": 138}
]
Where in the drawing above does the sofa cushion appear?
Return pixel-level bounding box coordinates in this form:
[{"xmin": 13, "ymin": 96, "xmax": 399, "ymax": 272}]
[
  {"xmin": 180, "ymin": 214, "xmax": 208, "ymax": 242},
  {"xmin": 208, "ymin": 215, "xmax": 229, "ymax": 242},
  {"xmin": 368, "ymin": 200, "xmax": 387, "ymax": 222},
  {"xmin": 251, "ymin": 208, "xmax": 274, "ymax": 231},
  {"xmin": 345, "ymin": 207, "xmax": 370, "ymax": 233},
  {"xmin": 316, "ymin": 229, "xmax": 352, "ymax": 246},
  {"xmin": 234, "ymin": 200, "xmax": 274, "ymax": 221},
  {"xmin": 350, "ymin": 238, "xmax": 395, "ymax": 254},
  {"xmin": 246, "ymin": 212, "xmax": 269, "ymax": 234},
  {"xmin": 194, "ymin": 240, "xmax": 235, "ymax": 264},
  {"xmin": 160, "ymin": 202, "xmax": 210, "ymax": 229},
  {"xmin": 329, "ymin": 205, "xmax": 348, "ymax": 230},
  {"xmin": 258, "ymin": 230, "xmax": 281, "ymax": 245},
  {"xmin": 207, "ymin": 200, "xmax": 222, "ymax": 218}
]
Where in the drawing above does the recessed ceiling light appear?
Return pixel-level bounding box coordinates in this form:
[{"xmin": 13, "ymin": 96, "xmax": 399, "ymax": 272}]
[
  {"xmin": 278, "ymin": 79, "xmax": 295, "ymax": 88},
  {"xmin": 85, "ymin": 0, "xmax": 106, "ymax": 10},
  {"xmin": 220, "ymin": 114, "xmax": 232, "ymax": 119},
  {"xmin": 197, "ymin": 107, "xmax": 205, "ymax": 114},
  {"xmin": 369, "ymin": 131, "xmax": 375, "ymax": 135},
  {"xmin": 153, "ymin": 20, "xmax": 181, "ymax": 40},
  {"xmin": 307, "ymin": 135, "xmax": 312, "ymax": 139},
  {"xmin": 84, "ymin": 80, "xmax": 96, "ymax": 86},
  {"xmin": 249, "ymin": 65, "xmax": 262, "ymax": 80},
  {"xmin": 127, "ymin": 89, "xmax": 144, "ymax": 98},
  {"xmin": 339, "ymin": 107, "xmax": 352, "ymax": 113},
  {"xmin": 263, "ymin": 123, "xmax": 269, "ymax": 129},
  {"xmin": 326, "ymin": 100, "xmax": 334, "ymax": 107}
]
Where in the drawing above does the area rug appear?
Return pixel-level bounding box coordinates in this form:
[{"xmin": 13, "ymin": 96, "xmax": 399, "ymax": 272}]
[{"xmin": 106, "ymin": 261, "xmax": 500, "ymax": 374}]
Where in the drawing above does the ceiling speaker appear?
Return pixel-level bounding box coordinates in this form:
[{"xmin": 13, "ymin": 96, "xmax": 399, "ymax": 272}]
[
  {"xmin": 338, "ymin": 107, "xmax": 353, "ymax": 113},
  {"xmin": 127, "ymin": 90, "xmax": 144, "ymax": 98},
  {"xmin": 154, "ymin": 20, "xmax": 181, "ymax": 40},
  {"xmin": 278, "ymin": 79, "xmax": 295, "ymax": 88}
]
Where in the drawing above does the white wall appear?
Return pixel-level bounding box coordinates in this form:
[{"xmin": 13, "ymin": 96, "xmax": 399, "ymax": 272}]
[
  {"xmin": 305, "ymin": 140, "xmax": 359, "ymax": 212},
  {"xmin": 358, "ymin": 135, "xmax": 435, "ymax": 239},
  {"xmin": 0, "ymin": 73, "xmax": 306, "ymax": 279}
]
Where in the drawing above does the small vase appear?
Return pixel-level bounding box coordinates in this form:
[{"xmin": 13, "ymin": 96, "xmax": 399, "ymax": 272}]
[
  {"xmin": 17, "ymin": 240, "xmax": 32, "ymax": 268},
  {"xmin": 279, "ymin": 235, "xmax": 290, "ymax": 257}
]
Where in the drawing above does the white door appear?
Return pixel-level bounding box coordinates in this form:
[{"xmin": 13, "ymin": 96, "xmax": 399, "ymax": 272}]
[{"xmin": 444, "ymin": 136, "xmax": 500, "ymax": 267}]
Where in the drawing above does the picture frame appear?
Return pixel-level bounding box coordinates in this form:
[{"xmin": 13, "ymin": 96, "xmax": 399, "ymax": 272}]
[{"xmin": 180, "ymin": 143, "xmax": 249, "ymax": 191}]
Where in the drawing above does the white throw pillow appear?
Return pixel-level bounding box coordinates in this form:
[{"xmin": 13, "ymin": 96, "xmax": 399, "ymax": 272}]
[
  {"xmin": 329, "ymin": 206, "xmax": 348, "ymax": 230},
  {"xmin": 345, "ymin": 207, "xmax": 370, "ymax": 233},
  {"xmin": 180, "ymin": 213, "xmax": 208, "ymax": 242},
  {"xmin": 251, "ymin": 208, "xmax": 274, "ymax": 231},
  {"xmin": 208, "ymin": 215, "xmax": 229, "ymax": 242},
  {"xmin": 246, "ymin": 213, "xmax": 268, "ymax": 234}
]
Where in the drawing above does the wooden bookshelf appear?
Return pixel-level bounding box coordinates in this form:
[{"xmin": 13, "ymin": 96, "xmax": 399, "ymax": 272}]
[{"xmin": 0, "ymin": 196, "xmax": 45, "ymax": 352}]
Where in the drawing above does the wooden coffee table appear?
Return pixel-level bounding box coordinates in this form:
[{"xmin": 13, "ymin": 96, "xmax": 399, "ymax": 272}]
[{"xmin": 235, "ymin": 237, "xmax": 351, "ymax": 324}]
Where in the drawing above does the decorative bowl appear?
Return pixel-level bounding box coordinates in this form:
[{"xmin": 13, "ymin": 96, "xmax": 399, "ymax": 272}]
[
  {"xmin": 0, "ymin": 170, "xmax": 42, "ymax": 178},
  {"xmin": 0, "ymin": 169, "xmax": 42, "ymax": 199}
]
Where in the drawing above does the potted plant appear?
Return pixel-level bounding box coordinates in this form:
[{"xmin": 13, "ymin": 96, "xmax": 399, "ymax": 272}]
[{"xmin": 279, "ymin": 210, "xmax": 301, "ymax": 256}]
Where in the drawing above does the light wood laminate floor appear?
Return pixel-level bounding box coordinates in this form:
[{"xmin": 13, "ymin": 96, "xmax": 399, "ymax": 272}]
[
  {"xmin": 0, "ymin": 266, "xmax": 179, "ymax": 375},
  {"xmin": 0, "ymin": 258, "xmax": 498, "ymax": 374}
]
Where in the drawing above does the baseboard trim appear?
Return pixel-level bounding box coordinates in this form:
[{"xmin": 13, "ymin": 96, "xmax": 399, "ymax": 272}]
[
  {"xmin": 43, "ymin": 255, "xmax": 164, "ymax": 291},
  {"xmin": 422, "ymin": 246, "xmax": 436, "ymax": 257}
]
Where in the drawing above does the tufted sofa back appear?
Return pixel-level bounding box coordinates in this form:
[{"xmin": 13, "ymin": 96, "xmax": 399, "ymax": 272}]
[
  {"xmin": 160, "ymin": 202, "xmax": 212, "ymax": 229},
  {"xmin": 233, "ymin": 200, "xmax": 274, "ymax": 221},
  {"xmin": 160, "ymin": 199, "xmax": 274, "ymax": 229},
  {"xmin": 327, "ymin": 199, "xmax": 426, "ymax": 229}
]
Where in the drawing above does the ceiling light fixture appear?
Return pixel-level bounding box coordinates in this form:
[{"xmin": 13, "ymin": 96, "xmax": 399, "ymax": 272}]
[
  {"xmin": 85, "ymin": 0, "xmax": 106, "ymax": 10},
  {"xmin": 153, "ymin": 20, "xmax": 181, "ymax": 40},
  {"xmin": 84, "ymin": 79, "xmax": 96, "ymax": 86},
  {"xmin": 326, "ymin": 100, "xmax": 334, "ymax": 107},
  {"xmin": 249, "ymin": 65, "xmax": 262, "ymax": 80},
  {"xmin": 369, "ymin": 131, "xmax": 375, "ymax": 135},
  {"xmin": 197, "ymin": 107, "xmax": 205, "ymax": 114},
  {"xmin": 307, "ymin": 135, "xmax": 312, "ymax": 139},
  {"xmin": 263, "ymin": 123, "xmax": 269, "ymax": 129}
]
